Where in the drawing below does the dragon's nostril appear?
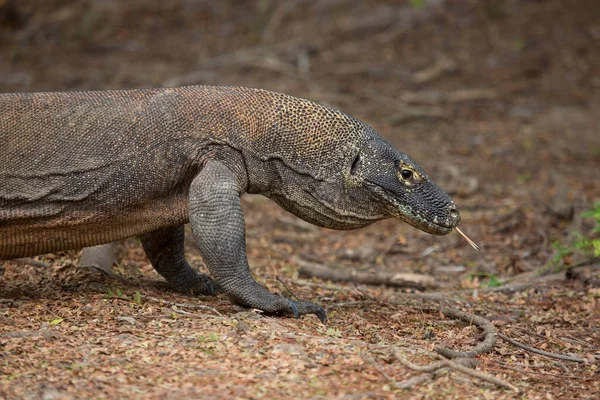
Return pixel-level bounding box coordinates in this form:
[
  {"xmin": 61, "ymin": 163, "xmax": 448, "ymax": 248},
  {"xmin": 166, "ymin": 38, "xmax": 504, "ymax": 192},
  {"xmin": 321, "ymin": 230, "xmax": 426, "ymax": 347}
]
[{"xmin": 448, "ymin": 205, "xmax": 460, "ymax": 221}]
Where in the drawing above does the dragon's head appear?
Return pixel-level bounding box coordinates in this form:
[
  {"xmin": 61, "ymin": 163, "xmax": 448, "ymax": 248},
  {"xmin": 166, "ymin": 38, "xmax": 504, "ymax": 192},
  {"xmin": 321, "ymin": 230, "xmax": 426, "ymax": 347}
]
[{"xmin": 342, "ymin": 138, "xmax": 460, "ymax": 234}]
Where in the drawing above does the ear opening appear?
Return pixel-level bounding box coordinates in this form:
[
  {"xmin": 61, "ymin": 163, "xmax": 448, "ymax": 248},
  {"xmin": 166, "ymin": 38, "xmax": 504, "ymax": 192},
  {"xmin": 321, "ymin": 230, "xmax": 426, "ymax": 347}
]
[{"xmin": 350, "ymin": 152, "xmax": 361, "ymax": 175}]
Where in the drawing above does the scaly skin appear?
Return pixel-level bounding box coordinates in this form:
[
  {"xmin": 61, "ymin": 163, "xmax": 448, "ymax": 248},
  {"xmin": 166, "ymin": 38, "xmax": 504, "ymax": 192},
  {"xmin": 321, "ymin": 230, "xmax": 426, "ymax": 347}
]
[{"xmin": 0, "ymin": 86, "xmax": 460, "ymax": 322}]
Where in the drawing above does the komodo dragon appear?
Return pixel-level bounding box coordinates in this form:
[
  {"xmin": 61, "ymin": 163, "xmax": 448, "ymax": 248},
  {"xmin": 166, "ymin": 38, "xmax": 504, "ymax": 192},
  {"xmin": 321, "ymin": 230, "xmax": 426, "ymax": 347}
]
[{"xmin": 0, "ymin": 86, "xmax": 460, "ymax": 322}]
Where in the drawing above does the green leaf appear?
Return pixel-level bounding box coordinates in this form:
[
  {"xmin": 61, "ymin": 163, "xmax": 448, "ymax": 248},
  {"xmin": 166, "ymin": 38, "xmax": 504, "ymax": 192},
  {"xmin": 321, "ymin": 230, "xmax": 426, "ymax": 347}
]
[
  {"xmin": 485, "ymin": 275, "xmax": 503, "ymax": 288},
  {"xmin": 133, "ymin": 291, "xmax": 142, "ymax": 305},
  {"xmin": 50, "ymin": 318, "xmax": 64, "ymax": 325},
  {"xmin": 592, "ymin": 240, "xmax": 600, "ymax": 257},
  {"xmin": 409, "ymin": 0, "xmax": 426, "ymax": 10}
]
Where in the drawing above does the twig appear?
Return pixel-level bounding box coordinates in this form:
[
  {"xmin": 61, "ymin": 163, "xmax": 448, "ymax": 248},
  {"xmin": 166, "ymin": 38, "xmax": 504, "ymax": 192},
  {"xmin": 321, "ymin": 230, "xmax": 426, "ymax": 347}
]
[
  {"xmin": 365, "ymin": 355, "xmax": 435, "ymax": 390},
  {"xmin": 393, "ymin": 351, "xmax": 519, "ymax": 392},
  {"xmin": 394, "ymin": 353, "xmax": 444, "ymax": 373},
  {"xmin": 291, "ymin": 279, "xmax": 354, "ymax": 293},
  {"xmin": 140, "ymin": 295, "xmax": 222, "ymax": 316},
  {"xmin": 436, "ymin": 355, "xmax": 519, "ymax": 392},
  {"xmin": 326, "ymin": 300, "xmax": 373, "ymax": 312},
  {"xmin": 276, "ymin": 276, "xmax": 303, "ymax": 302},
  {"xmin": 435, "ymin": 307, "xmax": 497, "ymax": 359},
  {"xmin": 553, "ymin": 360, "xmax": 576, "ymax": 375},
  {"xmin": 173, "ymin": 303, "xmax": 223, "ymax": 316},
  {"xmin": 171, "ymin": 308, "xmax": 220, "ymax": 319},
  {"xmin": 498, "ymin": 333, "xmax": 587, "ymax": 363},
  {"xmin": 490, "ymin": 360, "xmax": 578, "ymax": 379},
  {"xmin": 364, "ymin": 356, "xmax": 394, "ymax": 382},
  {"xmin": 394, "ymin": 374, "xmax": 432, "ymax": 389}
]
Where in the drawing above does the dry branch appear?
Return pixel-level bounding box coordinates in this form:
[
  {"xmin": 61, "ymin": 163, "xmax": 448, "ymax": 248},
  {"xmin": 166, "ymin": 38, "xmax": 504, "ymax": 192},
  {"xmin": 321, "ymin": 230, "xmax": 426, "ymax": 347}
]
[
  {"xmin": 325, "ymin": 300, "xmax": 373, "ymax": 312},
  {"xmin": 294, "ymin": 257, "xmax": 438, "ymax": 290},
  {"xmin": 140, "ymin": 295, "xmax": 222, "ymax": 316},
  {"xmin": 170, "ymin": 308, "xmax": 218, "ymax": 319},
  {"xmin": 498, "ymin": 333, "xmax": 587, "ymax": 363},
  {"xmin": 394, "ymin": 374, "xmax": 432, "ymax": 389},
  {"xmin": 291, "ymin": 279, "xmax": 355, "ymax": 293}
]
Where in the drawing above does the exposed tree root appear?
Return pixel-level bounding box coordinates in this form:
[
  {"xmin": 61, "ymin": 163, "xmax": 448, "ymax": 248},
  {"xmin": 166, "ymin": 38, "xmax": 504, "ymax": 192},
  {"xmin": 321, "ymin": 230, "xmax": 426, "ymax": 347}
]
[
  {"xmin": 388, "ymin": 296, "xmax": 498, "ymax": 359},
  {"xmin": 434, "ymin": 307, "xmax": 497, "ymax": 359}
]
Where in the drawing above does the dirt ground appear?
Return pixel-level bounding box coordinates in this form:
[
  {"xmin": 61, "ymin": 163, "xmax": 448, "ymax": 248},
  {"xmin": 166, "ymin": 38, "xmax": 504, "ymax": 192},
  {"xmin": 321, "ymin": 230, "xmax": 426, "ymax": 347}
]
[{"xmin": 1, "ymin": 1, "xmax": 599, "ymax": 399}]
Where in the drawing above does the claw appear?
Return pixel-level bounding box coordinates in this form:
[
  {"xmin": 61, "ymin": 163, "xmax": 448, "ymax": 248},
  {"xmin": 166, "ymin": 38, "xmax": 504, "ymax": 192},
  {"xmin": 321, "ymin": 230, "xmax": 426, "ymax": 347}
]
[
  {"xmin": 196, "ymin": 274, "xmax": 216, "ymax": 296},
  {"xmin": 206, "ymin": 280, "xmax": 215, "ymax": 296},
  {"xmin": 288, "ymin": 300, "xmax": 300, "ymax": 319},
  {"xmin": 178, "ymin": 274, "xmax": 218, "ymax": 297}
]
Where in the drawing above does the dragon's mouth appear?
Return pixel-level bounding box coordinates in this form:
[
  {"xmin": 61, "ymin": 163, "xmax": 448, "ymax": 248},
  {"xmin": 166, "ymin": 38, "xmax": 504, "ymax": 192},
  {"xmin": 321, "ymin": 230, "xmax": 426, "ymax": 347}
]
[{"xmin": 366, "ymin": 183, "xmax": 456, "ymax": 235}]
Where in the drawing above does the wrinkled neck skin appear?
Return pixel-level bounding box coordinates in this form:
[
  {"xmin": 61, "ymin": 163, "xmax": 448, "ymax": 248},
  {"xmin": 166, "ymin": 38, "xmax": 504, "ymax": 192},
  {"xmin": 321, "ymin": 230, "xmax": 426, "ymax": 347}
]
[
  {"xmin": 242, "ymin": 135, "xmax": 459, "ymax": 234},
  {"xmin": 245, "ymin": 156, "xmax": 387, "ymax": 230}
]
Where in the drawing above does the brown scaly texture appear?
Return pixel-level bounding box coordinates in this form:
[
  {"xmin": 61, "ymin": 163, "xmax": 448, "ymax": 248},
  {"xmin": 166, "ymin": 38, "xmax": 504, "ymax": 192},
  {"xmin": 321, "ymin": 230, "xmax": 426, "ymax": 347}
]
[{"xmin": 0, "ymin": 86, "xmax": 460, "ymax": 321}]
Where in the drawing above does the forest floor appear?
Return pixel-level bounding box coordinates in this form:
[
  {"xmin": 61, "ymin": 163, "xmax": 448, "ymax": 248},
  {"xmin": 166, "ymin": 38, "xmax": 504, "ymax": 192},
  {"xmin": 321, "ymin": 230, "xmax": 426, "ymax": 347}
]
[{"xmin": 1, "ymin": 1, "xmax": 599, "ymax": 399}]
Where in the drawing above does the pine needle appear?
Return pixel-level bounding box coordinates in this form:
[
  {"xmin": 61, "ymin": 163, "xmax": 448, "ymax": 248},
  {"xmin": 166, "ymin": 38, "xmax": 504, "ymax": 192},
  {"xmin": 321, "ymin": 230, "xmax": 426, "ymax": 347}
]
[{"xmin": 455, "ymin": 227, "xmax": 480, "ymax": 251}]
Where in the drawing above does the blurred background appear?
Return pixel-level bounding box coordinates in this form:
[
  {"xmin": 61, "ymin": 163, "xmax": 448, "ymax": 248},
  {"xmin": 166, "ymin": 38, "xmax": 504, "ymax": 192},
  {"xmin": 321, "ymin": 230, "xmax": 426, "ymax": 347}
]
[
  {"xmin": 2, "ymin": 1, "xmax": 600, "ymax": 397},
  {"xmin": 1, "ymin": 0, "xmax": 599, "ymax": 286}
]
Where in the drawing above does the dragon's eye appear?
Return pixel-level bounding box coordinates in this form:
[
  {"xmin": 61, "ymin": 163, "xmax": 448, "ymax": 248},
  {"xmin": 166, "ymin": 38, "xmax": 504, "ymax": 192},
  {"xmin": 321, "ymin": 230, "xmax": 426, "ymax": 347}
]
[{"xmin": 400, "ymin": 169, "xmax": 413, "ymax": 180}]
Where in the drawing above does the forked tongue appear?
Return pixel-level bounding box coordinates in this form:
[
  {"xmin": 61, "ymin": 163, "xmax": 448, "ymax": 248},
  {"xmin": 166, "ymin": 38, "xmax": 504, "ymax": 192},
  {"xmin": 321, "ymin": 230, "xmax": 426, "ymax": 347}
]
[{"xmin": 455, "ymin": 227, "xmax": 480, "ymax": 251}]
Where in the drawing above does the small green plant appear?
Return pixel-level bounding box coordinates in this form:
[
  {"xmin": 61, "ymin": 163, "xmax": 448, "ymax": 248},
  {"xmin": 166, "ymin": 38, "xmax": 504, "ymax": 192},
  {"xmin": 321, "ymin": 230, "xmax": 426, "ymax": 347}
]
[
  {"xmin": 197, "ymin": 332, "xmax": 220, "ymax": 342},
  {"xmin": 581, "ymin": 203, "xmax": 600, "ymax": 255},
  {"xmin": 133, "ymin": 291, "xmax": 143, "ymax": 305},
  {"xmin": 549, "ymin": 203, "xmax": 600, "ymax": 270},
  {"xmin": 466, "ymin": 271, "xmax": 503, "ymax": 288},
  {"xmin": 409, "ymin": 0, "xmax": 426, "ymax": 10},
  {"xmin": 106, "ymin": 287, "xmax": 144, "ymax": 305}
]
